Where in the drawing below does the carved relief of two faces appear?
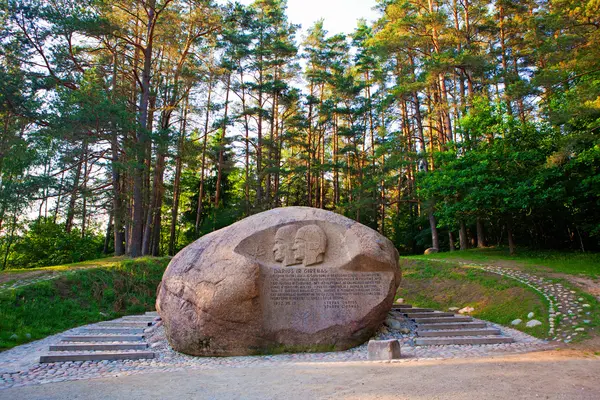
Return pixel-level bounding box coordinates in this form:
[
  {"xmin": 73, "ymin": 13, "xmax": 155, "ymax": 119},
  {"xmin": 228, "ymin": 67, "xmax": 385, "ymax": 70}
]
[{"xmin": 273, "ymin": 224, "xmax": 327, "ymax": 267}]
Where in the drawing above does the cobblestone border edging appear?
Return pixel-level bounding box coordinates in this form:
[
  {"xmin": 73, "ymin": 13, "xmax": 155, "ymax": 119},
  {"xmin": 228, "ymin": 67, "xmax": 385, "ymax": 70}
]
[
  {"xmin": 427, "ymin": 259, "xmax": 593, "ymax": 343},
  {"xmin": 0, "ymin": 274, "xmax": 62, "ymax": 292}
]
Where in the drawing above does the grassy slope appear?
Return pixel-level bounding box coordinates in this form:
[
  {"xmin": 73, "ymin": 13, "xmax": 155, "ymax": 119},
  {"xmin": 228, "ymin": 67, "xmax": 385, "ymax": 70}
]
[
  {"xmin": 0, "ymin": 257, "xmax": 170, "ymax": 351},
  {"xmin": 398, "ymin": 259, "xmax": 549, "ymax": 338},
  {"xmin": 1, "ymin": 257, "xmax": 124, "ymax": 274},
  {"xmin": 412, "ymin": 247, "xmax": 600, "ymax": 277}
]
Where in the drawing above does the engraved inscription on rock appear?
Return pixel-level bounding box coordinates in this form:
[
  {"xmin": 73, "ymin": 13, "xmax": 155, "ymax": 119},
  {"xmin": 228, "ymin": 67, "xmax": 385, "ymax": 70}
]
[{"xmin": 263, "ymin": 267, "xmax": 391, "ymax": 333}]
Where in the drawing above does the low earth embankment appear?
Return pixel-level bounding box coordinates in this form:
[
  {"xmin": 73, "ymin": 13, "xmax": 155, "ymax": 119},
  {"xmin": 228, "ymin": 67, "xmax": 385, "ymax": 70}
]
[
  {"xmin": 400, "ymin": 250, "xmax": 600, "ymax": 346},
  {"xmin": 414, "ymin": 247, "xmax": 600, "ymax": 277},
  {"xmin": 398, "ymin": 259, "xmax": 549, "ymax": 338},
  {"xmin": 0, "ymin": 257, "xmax": 170, "ymax": 351}
]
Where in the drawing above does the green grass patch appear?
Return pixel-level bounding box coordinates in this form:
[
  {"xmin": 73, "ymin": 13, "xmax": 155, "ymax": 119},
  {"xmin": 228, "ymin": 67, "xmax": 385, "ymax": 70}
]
[
  {"xmin": 398, "ymin": 259, "xmax": 549, "ymax": 338},
  {"xmin": 412, "ymin": 247, "xmax": 600, "ymax": 277},
  {"xmin": 1, "ymin": 256, "xmax": 124, "ymax": 275},
  {"xmin": 0, "ymin": 257, "xmax": 170, "ymax": 351}
]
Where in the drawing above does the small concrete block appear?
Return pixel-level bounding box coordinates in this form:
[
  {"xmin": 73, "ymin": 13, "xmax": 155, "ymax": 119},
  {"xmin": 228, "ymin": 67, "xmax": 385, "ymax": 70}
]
[{"xmin": 367, "ymin": 339, "xmax": 401, "ymax": 360}]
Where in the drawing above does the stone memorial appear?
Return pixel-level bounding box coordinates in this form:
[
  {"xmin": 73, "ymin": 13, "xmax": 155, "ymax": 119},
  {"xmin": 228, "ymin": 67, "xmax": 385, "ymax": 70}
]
[{"xmin": 156, "ymin": 207, "xmax": 401, "ymax": 356}]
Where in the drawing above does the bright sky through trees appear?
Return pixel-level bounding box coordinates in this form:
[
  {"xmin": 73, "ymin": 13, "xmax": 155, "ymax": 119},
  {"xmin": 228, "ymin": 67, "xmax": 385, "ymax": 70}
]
[{"xmin": 234, "ymin": 0, "xmax": 379, "ymax": 35}]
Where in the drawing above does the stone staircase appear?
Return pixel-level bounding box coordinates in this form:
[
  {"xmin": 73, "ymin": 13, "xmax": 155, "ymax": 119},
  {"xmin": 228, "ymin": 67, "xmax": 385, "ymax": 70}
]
[
  {"xmin": 392, "ymin": 304, "xmax": 514, "ymax": 346},
  {"xmin": 39, "ymin": 312, "xmax": 160, "ymax": 363}
]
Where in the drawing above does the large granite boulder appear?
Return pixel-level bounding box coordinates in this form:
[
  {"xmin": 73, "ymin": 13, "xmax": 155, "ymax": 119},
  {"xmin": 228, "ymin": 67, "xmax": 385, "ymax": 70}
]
[{"xmin": 156, "ymin": 207, "xmax": 401, "ymax": 356}]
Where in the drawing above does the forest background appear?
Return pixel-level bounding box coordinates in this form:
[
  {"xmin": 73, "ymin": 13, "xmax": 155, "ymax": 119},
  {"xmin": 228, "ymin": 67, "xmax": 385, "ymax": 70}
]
[{"xmin": 0, "ymin": 0, "xmax": 598, "ymax": 269}]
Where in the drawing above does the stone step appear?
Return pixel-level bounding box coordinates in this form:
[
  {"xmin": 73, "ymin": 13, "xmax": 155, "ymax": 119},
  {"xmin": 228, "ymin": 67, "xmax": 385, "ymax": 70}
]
[
  {"xmin": 145, "ymin": 311, "xmax": 159, "ymax": 316},
  {"xmin": 98, "ymin": 321, "xmax": 154, "ymax": 327},
  {"xmin": 122, "ymin": 315, "xmax": 159, "ymax": 322},
  {"xmin": 415, "ymin": 336, "xmax": 514, "ymax": 346},
  {"xmin": 62, "ymin": 335, "xmax": 145, "ymax": 342},
  {"xmin": 83, "ymin": 327, "xmax": 146, "ymax": 334},
  {"xmin": 414, "ymin": 316, "xmax": 472, "ymax": 324},
  {"xmin": 417, "ymin": 328, "xmax": 502, "ymax": 337},
  {"xmin": 49, "ymin": 343, "xmax": 148, "ymax": 351},
  {"xmin": 417, "ymin": 322, "xmax": 487, "ymax": 330},
  {"xmin": 392, "ymin": 307, "xmax": 433, "ymax": 313},
  {"xmin": 391, "ymin": 304, "xmax": 413, "ymax": 309},
  {"xmin": 404, "ymin": 312, "xmax": 455, "ymax": 318},
  {"xmin": 40, "ymin": 351, "xmax": 155, "ymax": 363}
]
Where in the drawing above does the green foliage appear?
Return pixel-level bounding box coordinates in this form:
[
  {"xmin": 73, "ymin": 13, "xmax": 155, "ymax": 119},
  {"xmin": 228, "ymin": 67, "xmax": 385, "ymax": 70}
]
[
  {"xmin": 5, "ymin": 219, "xmax": 105, "ymax": 269},
  {"xmin": 0, "ymin": 256, "xmax": 169, "ymax": 351}
]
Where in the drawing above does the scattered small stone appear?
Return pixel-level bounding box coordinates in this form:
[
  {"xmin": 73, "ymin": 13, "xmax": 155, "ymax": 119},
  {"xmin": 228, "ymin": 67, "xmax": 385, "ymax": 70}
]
[
  {"xmin": 527, "ymin": 312, "xmax": 535, "ymax": 319},
  {"xmin": 448, "ymin": 307, "xmax": 459, "ymax": 311},
  {"xmin": 511, "ymin": 319, "xmax": 522, "ymax": 326},
  {"xmin": 526, "ymin": 320, "xmax": 542, "ymax": 328},
  {"xmin": 583, "ymin": 320, "xmax": 591, "ymax": 324},
  {"xmin": 25, "ymin": 333, "xmax": 31, "ymax": 339},
  {"xmin": 582, "ymin": 304, "xmax": 591, "ymax": 308},
  {"xmin": 394, "ymin": 298, "xmax": 404, "ymax": 304},
  {"xmin": 399, "ymin": 328, "xmax": 410, "ymax": 334},
  {"xmin": 9, "ymin": 334, "xmax": 18, "ymax": 340},
  {"xmin": 458, "ymin": 306, "xmax": 475, "ymax": 314},
  {"xmin": 575, "ymin": 328, "xmax": 585, "ymax": 332}
]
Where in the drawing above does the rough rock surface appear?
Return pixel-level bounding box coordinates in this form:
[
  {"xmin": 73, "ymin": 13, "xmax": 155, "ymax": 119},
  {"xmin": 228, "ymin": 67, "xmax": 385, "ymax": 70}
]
[{"xmin": 156, "ymin": 207, "xmax": 401, "ymax": 356}]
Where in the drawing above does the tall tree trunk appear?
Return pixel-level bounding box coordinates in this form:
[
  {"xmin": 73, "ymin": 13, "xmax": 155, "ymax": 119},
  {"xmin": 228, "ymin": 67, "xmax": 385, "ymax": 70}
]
[
  {"xmin": 109, "ymin": 44, "xmax": 125, "ymax": 255},
  {"xmin": 195, "ymin": 75, "xmax": 214, "ymax": 233},
  {"xmin": 65, "ymin": 148, "xmax": 83, "ymax": 233},
  {"xmin": 429, "ymin": 211, "xmax": 440, "ymax": 250},
  {"xmin": 459, "ymin": 220, "xmax": 468, "ymax": 250},
  {"xmin": 333, "ymin": 114, "xmax": 339, "ymax": 204},
  {"xmin": 215, "ymin": 74, "xmax": 231, "ymax": 208},
  {"xmin": 111, "ymin": 130, "xmax": 125, "ymax": 255},
  {"xmin": 169, "ymin": 96, "xmax": 188, "ymax": 256},
  {"xmin": 53, "ymin": 171, "xmax": 65, "ymax": 224},
  {"xmin": 80, "ymin": 141, "xmax": 89, "ymax": 238},
  {"xmin": 239, "ymin": 65, "xmax": 251, "ymax": 215},
  {"xmin": 150, "ymin": 152, "xmax": 165, "ymax": 256},
  {"xmin": 507, "ymin": 220, "xmax": 516, "ymax": 255},
  {"xmin": 449, "ymin": 231, "xmax": 455, "ymax": 251},
  {"xmin": 104, "ymin": 213, "xmax": 113, "ymax": 254},
  {"xmin": 130, "ymin": 1, "xmax": 157, "ymax": 257},
  {"xmin": 498, "ymin": 5, "xmax": 513, "ymax": 116},
  {"xmin": 256, "ymin": 54, "xmax": 264, "ymax": 207},
  {"xmin": 476, "ymin": 217, "xmax": 487, "ymax": 248}
]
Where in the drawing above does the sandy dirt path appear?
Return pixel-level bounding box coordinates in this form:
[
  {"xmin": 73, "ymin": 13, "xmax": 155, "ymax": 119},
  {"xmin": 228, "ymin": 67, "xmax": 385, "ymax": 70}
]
[{"xmin": 2, "ymin": 350, "xmax": 599, "ymax": 400}]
